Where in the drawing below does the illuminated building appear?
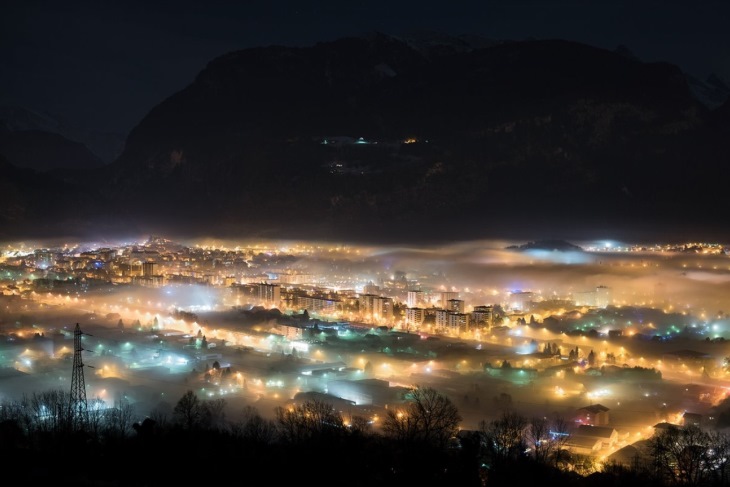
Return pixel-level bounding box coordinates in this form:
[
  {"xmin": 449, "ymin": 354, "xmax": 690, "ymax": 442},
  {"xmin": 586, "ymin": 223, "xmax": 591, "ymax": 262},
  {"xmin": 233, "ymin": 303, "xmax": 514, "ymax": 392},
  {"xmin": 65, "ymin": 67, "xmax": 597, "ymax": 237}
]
[
  {"xmin": 447, "ymin": 312, "xmax": 470, "ymax": 334},
  {"xmin": 277, "ymin": 272, "xmax": 311, "ymax": 285},
  {"xmin": 128, "ymin": 261, "xmax": 143, "ymax": 277},
  {"xmin": 439, "ymin": 291, "xmax": 459, "ymax": 307},
  {"xmin": 359, "ymin": 293, "xmax": 393, "ymax": 322},
  {"xmin": 358, "ymin": 293, "xmax": 378, "ymax": 317},
  {"xmin": 98, "ymin": 248, "xmax": 117, "ymax": 262},
  {"xmin": 34, "ymin": 249, "xmax": 54, "ymax": 269},
  {"xmin": 373, "ymin": 296, "xmax": 393, "ymax": 322},
  {"xmin": 573, "ymin": 424, "xmax": 618, "ymax": 450},
  {"xmin": 508, "ymin": 291, "xmax": 534, "ymax": 311},
  {"xmin": 297, "ymin": 295, "xmax": 340, "ymax": 314},
  {"xmin": 433, "ymin": 310, "xmax": 470, "ymax": 335},
  {"xmin": 142, "ymin": 261, "xmax": 158, "ymax": 277},
  {"xmin": 563, "ymin": 436, "xmax": 602, "ymax": 455},
  {"xmin": 131, "ymin": 275, "xmax": 164, "ymax": 288},
  {"xmin": 273, "ymin": 323, "xmax": 305, "ymax": 340},
  {"xmin": 472, "ymin": 305, "xmax": 493, "ymax": 327},
  {"xmin": 682, "ymin": 412, "xmax": 703, "ymax": 427},
  {"xmin": 363, "ymin": 281, "xmax": 380, "ymax": 295},
  {"xmin": 446, "ymin": 298, "xmax": 464, "ymax": 313},
  {"xmin": 576, "ymin": 403, "xmax": 610, "ymax": 426},
  {"xmin": 405, "ymin": 307, "xmax": 425, "ymax": 328},
  {"xmin": 326, "ymin": 378, "xmax": 410, "ymax": 406},
  {"xmin": 256, "ymin": 282, "xmax": 281, "ymax": 306},
  {"xmin": 434, "ymin": 309, "xmax": 449, "ymax": 331},
  {"xmin": 406, "ymin": 290, "xmax": 424, "ymax": 308}
]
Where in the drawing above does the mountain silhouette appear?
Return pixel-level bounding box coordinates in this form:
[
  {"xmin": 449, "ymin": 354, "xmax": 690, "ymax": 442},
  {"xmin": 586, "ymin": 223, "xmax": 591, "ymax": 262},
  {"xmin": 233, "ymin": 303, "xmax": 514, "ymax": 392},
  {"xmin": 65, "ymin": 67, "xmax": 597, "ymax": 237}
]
[{"xmin": 2, "ymin": 34, "xmax": 729, "ymax": 243}]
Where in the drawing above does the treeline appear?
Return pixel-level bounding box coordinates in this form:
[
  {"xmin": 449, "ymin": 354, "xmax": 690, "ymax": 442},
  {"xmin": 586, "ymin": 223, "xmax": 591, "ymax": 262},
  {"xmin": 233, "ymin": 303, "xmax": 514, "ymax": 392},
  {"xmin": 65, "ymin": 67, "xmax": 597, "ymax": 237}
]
[{"xmin": 0, "ymin": 386, "xmax": 728, "ymax": 486}]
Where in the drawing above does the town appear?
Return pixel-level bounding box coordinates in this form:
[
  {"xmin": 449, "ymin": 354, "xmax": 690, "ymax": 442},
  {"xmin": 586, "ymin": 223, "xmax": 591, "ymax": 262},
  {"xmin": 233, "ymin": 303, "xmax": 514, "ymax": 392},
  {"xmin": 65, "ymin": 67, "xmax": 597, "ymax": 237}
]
[{"xmin": 2, "ymin": 235, "xmax": 730, "ymax": 477}]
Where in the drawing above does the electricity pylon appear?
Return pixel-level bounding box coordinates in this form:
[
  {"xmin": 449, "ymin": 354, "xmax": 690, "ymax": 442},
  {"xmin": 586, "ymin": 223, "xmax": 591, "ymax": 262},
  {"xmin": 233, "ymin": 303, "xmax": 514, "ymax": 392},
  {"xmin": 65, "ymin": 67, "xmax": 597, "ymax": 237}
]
[{"xmin": 69, "ymin": 323, "xmax": 89, "ymax": 429}]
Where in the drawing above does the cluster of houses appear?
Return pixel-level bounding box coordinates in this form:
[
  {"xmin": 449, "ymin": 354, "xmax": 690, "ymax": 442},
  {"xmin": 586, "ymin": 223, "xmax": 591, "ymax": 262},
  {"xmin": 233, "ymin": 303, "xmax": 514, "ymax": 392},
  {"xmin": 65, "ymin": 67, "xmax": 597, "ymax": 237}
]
[{"xmin": 564, "ymin": 403, "xmax": 705, "ymax": 466}]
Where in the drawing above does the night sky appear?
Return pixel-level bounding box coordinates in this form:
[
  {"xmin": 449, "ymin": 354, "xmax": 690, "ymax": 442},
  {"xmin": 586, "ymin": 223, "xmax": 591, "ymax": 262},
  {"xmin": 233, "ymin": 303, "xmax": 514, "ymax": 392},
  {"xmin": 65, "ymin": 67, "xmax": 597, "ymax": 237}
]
[{"xmin": 3, "ymin": 0, "xmax": 730, "ymax": 136}]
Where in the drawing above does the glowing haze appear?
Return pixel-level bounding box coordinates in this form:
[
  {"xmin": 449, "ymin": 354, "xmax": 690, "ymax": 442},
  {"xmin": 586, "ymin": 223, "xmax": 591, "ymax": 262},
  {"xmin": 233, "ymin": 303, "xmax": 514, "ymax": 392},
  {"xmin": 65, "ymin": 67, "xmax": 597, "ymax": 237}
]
[{"xmin": 2, "ymin": 236, "xmax": 730, "ymax": 439}]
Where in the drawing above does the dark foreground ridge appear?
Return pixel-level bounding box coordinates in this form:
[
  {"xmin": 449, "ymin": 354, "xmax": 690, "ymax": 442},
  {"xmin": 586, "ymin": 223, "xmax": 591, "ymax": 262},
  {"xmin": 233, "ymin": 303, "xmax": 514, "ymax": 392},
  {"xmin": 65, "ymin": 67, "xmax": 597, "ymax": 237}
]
[{"xmin": 0, "ymin": 384, "xmax": 718, "ymax": 487}]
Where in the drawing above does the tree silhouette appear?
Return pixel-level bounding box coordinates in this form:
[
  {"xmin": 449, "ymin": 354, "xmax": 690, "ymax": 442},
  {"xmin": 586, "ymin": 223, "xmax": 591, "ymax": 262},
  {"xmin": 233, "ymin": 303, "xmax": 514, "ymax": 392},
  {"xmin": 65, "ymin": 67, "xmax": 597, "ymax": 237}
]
[
  {"xmin": 526, "ymin": 414, "xmax": 571, "ymax": 466},
  {"xmin": 233, "ymin": 405, "xmax": 278, "ymax": 444},
  {"xmin": 132, "ymin": 417, "xmax": 156, "ymax": 439},
  {"xmin": 382, "ymin": 385, "xmax": 461, "ymax": 449},
  {"xmin": 202, "ymin": 398, "xmax": 227, "ymax": 431},
  {"xmin": 0, "ymin": 383, "xmax": 726, "ymax": 487},
  {"xmin": 649, "ymin": 424, "xmax": 726, "ymax": 485},
  {"xmin": 173, "ymin": 390, "xmax": 202, "ymax": 430},
  {"xmin": 274, "ymin": 399, "xmax": 345, "ymax": 444},
  {"xmin": 482, "ymin": 411, "xmax": 527, "ymax": 465}
]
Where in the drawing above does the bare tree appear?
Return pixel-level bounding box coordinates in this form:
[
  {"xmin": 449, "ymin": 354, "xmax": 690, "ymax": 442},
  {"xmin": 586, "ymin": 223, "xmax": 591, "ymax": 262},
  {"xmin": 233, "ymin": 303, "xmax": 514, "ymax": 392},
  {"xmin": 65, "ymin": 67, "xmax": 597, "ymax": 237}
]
[
  {"xmin": 173, "ymin": 390, "xmax": 203, "ymax": 430},
  {"xmin": 526, "ymin": 416, "xmax": 551, "ymax": 464},
  {"xmin": 481, "ymin": 411, "xmax": 527, "ymax": 464},
  {"xmin": 233, "ymin": 405, "xmax": 278, "ymax": 444},
  {"xmin": 28, "ymin": 390, "xmax": 73, "ymax": 434},
  {"xmin": 0, "ymin": 396, "xmax": 32, "ymax": 433},
  {"xmin": 548, "ymin": 415, "xmax": 571, "ymax": 469},
  {"xmin": 650, "ymin": 424, "xmax": 715, "ymax": 486},
  {"xmin": 103, "ymin": 396, "xmax": 136, "ymax": 439},
  {"xmin": 149, "ymin": 400, "xmax": 173, "ymax": 429},
  {"xmin": 382, "ymin": 385, "xmax": 462, "ymax": 449},
  {"xmin": 202, "ymin": 398, "xmax": 228, "ymax": 431},
  {"xmin": 274, "ymin": 399, "xmax": 345, "ymax": 443},
  {"xmin": 349, "ymin": 415, "xmax": 372, "ymax": 435},
  {"xmin": 132, "ymin": 417, "xmax": 157, "ymax": 439},
  {"xmin": 707, "ymin": 429, "xmax": 730, "ymax": 485},
  {"xmin": 524, "ymin": 414, "xmax": 572, "ymax": 468},
  {"xmin": 86, "ymin": 397, "xmax": 106, "ymax": 436}
]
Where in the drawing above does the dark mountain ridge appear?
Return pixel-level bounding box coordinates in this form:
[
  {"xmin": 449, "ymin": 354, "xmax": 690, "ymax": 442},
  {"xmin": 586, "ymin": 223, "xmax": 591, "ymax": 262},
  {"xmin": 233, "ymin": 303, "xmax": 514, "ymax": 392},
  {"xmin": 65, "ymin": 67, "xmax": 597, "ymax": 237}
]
[
  {"xmin": 0, "ymin": 105, "xmax": 126, "ymax": 164},
  {"xmin": 0, "ymin": 130, "xmax": 104, "ymax": 172},
  {"xmin": 2, "ymin": 34, "xmax": 730, "ymax": 244},
  {"xmin": 0, "ymin": 154, "xmax": 133, "ymax": 241}
]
